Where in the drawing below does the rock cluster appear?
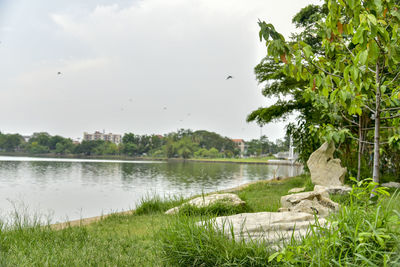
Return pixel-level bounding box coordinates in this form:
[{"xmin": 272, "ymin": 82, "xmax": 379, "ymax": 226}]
[
  {"xmin": 165, "ymin": 193, "xmax": 245, "ymax": 214},
  {"xmin": 279, "ymin": 187, "xmax": 339, "ymax": 217}
]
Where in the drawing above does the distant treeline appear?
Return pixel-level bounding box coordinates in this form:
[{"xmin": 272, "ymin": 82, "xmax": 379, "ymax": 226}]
[{"xmin": 0, "ymin": 129, "xmax": 288, "ymax": 158}]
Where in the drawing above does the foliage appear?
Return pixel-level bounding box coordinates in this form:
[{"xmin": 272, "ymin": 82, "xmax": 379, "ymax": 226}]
[
  {"xmin": 257, "ymin": 0, "xmax": 400, "ymax": 182},
  {"xmin": 245, "ymin": 135, "xmax": 289, "ymax": 156},
  {"xmin": 247, "ymin": 3, "xmax": 329, "ymax": 164},
  {"xmin": 0, "ymin": 133, "xmax": 24, "ymax": 152}
]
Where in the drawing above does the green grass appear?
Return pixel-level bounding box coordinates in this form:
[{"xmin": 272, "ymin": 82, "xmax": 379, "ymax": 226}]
[
  {"xmin": 235, "ymin": 174, "xmax": 313, "ymax": 212},
  {"xmin": 1, "ymin": 175, "xmax": 398, "ymax": 266},
  {"xmin": 187, "ymin": 156, "xmax": 276, "ymax": 163},
  {"xmin": 134, "ymin": 194, "xmax": 185, "ymax": 215}
]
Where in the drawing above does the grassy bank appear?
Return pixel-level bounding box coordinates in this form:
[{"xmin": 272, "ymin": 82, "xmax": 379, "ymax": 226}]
[
  {"xmin": 186, "ymin": 156, "xmax": 278, "ymax": 164},
  {"xmin": 0, "ymin": 175, "xmax": 399, "ymax": 266}
]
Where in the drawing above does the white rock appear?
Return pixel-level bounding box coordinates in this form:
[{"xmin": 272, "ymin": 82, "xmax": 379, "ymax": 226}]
[
  {"xmin": 307, "ymin": 142, "xmax": 347, "ymax": 187},
  {"xmin": 288, "ymin": 187, "xmax": 306, "ymax": 194},
  {"xmin": 381, "ymin": 182, "xmax": 400, "ymax": 188},
  {"xmin": 280, "ymin": 190, "xmax": 339, "ymax": 217},
  {"xmin": 165, "ymin": 193, "xmax": 245, "ymax": 214},
  {"xmin": 314, "ymin": 185, "xmax": 351, "ymax": 195},
  {"xmin": 199, "ymin": 212, "xmax": 326, "ymax": 244}
]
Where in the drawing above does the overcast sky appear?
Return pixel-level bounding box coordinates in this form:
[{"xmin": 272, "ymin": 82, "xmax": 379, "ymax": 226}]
[{"xmin": 0, "ymin": 0, "xmax": 321, "ymax": 141}]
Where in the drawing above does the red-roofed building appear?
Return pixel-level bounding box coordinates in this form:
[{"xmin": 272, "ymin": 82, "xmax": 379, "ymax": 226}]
[{"xmin": 232, "ymin": 139, "xmax": 246, "ymax": 156}]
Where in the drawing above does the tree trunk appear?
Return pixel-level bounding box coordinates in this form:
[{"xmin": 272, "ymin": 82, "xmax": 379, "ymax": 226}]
[
  {"xmin": 372, "ymin": 63, "xmax": 381, "ymax": 184},
  {"xmin": 357, "ymin": 113, "xmax": 367, "ymax": 181},
  {"xmin": 357, "ymin": 117, "xmax": 362, "ymax": 181}
]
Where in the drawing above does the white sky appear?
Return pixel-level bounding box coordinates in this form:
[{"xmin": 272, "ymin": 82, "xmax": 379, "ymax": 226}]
[{"xmin": 0, "ymin": 0, "xmax": 321, "ymax": 141}]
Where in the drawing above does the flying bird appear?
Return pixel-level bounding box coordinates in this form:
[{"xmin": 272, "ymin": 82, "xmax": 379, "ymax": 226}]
[
  {"xmin": 57, "ymin": 72, "xmax": 62, "ymax": 75},
  {"xmin": 226, "ymin": 75, "xmax": 233, "ymax": 80}
]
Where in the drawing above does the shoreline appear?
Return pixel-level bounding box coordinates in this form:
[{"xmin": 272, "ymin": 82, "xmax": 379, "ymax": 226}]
[
  {"xmin": 0, "ymin": 152, "xmax": 302, "ymax": 166},
  {"xmin": 50, "ymin": 175, "xmax": 296, "ymax": 230}
]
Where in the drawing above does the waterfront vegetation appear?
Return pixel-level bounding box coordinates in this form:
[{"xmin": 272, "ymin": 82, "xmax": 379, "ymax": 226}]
[
  {"xmin": 0, "ymin": 129, "xmax": 288, "ymax": 160},
  {"xmin": 0, "ymin": 175, "xmax": 399, "ymax": 266}
]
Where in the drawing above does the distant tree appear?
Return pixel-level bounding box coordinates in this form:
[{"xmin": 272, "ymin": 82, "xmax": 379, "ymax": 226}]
[
  {"xmin": 48, "ymin": 135, "xmax": 65, "ymax": 150},
  {"xmin": 174, "ymin": 137, "xmax": 198, "ymax": 159},
  {"xmin": 0, "ymin": 134, "xmax": 24, "ymax": 152},
  {"xmin": 28, "ymin": 141, "xmax": 49, "ymax": 154},
  {"xmin": 29, "ymin": 132, "xmax": 51, "ymax": 147}
]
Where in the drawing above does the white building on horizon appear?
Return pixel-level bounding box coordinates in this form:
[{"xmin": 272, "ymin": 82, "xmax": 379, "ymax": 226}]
[{"xmin": 83, "ymin": 131, "xmax": 122, "ymax": 144}]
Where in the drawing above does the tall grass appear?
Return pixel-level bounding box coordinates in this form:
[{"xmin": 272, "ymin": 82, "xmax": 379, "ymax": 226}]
[
  {"xmin": 158, "ymin": 215, "xmax": 275, "ymax": 266},
  {"xmin": 0, "ymin": 211, "xmax": 164, "ymax": 266},
  {"xmin": 134, "ymin": 194, "xmax": 185, "ymax": 215}
]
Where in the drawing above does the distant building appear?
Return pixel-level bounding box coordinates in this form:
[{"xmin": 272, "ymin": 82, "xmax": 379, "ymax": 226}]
[
  {"xmin": 22, "ymin": 135, "xmax": 32, "ymax": 142},
  {"xmin": 83, "ymin": 131, "xmax": 122, "ymax": 144},
  {"xmin": 232, "ymin": 139, "xmax": 246, "ymax": 156}
]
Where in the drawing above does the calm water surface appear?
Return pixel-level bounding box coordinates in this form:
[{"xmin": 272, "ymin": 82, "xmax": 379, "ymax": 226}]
[{"xmin": 0, "ymin": 156, "xmax": 303, "ymax": 223}]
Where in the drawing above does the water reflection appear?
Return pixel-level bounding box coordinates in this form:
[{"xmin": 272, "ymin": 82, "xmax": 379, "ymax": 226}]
[{"xmin": 0, "ymin": 156, "xmax": 303, "ymax": 223}]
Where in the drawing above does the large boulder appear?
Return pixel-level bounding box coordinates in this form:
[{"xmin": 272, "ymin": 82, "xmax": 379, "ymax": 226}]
[
  {"xmin": 280, "ymin": 190, "xmax": 339, "ymax": 217},
  {"xmin": 381, "ymin": 182, "xmax": 400, "ymax": 188},
  {"xmin": 165, "ymin": 193, "xmax": 245, "ymax": 214},
  {"xmin": 199, "ymin": 212, "xmax": 325, "ymax": 244},
  {"xmin": 307, "ymin": 142, "xmax": 347, "ymax": 187}
]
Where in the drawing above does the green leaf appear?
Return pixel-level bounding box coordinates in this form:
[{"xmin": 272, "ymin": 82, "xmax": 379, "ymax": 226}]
[
  {"xmin": 358, "ymin": 50, "xmax": 368, "ymax": 65},
  {"xmin": 368, "ymin": 40, "xmax": 380, "ymax": 62},
  {"xmin": 303, "ymin": 45, "xmax": 313, "ymax": 59},
  {"xmin": 268, "ymin": 252, "xmax": 280, "ymax": 262},
  {"xmin": 353, "ymin": 27, "xmax": 366, "ymax": 45}
]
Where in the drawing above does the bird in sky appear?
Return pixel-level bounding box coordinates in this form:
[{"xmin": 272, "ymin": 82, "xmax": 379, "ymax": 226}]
[
  {"xmin": 226, "ymin": 75, "xmax": 233, "ymax": 80},
  {"xmin": 57, "ymin": 72, "xmax": 62, "ymax": 75}
]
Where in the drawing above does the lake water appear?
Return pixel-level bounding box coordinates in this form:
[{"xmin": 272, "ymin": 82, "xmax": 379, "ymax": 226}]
[{"xmin": 0, "ymin": 156, "xmax": 303, "ymax": 223}]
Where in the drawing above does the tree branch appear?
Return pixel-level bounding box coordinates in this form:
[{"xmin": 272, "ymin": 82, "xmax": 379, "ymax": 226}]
[
  {"xmin": 302, "ymin": 55, "xmax": 344, "ymax": 79},
  {"xmin": 382, "ymin": 107, "xmax": 400, "ymax": 112},
  {"xmin": 381, "ymin": 113, "xmax": 400, "ymax": 120},
  {"xmin": 364, "ymin": 104, "xmax": 376, "ymax": 114},
  {"xmin": 341, "ymin": 111, "xmax": 359, "ymax": 126},
  {"xmin": 389, "ymin": 70, "xmax": 400, "ymax": 85},
  {"xmin": 348, "ymin": 135, "xmax": 389, "ymax": 145},
  {"xmin": 362, "ymin": 126, "xmax": 396, "ymax": 130}
]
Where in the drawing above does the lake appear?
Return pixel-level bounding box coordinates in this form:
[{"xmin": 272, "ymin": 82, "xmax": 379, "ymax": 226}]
[{"xmin": 0, "ymin": 156, "xmax": 303, "ymax": 223}]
